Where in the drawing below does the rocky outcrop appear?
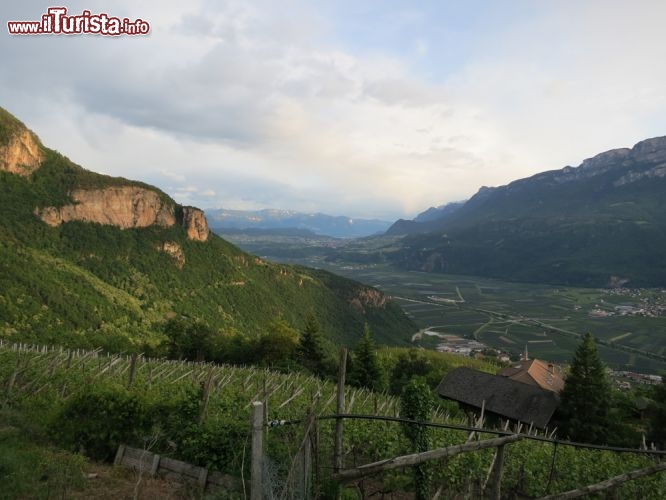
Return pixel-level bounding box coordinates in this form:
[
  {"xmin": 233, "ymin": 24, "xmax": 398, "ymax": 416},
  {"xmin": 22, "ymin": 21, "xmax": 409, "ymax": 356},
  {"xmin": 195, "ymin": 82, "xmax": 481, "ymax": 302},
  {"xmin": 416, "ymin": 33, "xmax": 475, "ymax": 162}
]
[
  {"xmin": 37, "ymin": 187, "xmax": 176, "ymax": 229},
  {"xmin": 562, "ymin": 136, "xmax": 666, "ymax": 182},
  {"xmin": 579, "ymin": 147, "xmax": 631, "ymax": 171},
  {"xmin": 632, "ymin": 136, "xmax": 666, "ymax": 164},
  {"xmin": 614, "ymin": 164, "xmax": 666, "ymax": 187},
  {"xmin": 0, "ymin": 129, "xmax": 43, "ymax": 176},
  {"xmin": 159, "ymin": 241, "xmax": 185, "ymax": 268},
  {"xmin": 350, "ymin": 286, "xmax": 389, "ymax": 313},
  {"xmin": 36, "ymin": 187, "xmax": 211, "ymax": 242},
  {"xmin": 182, "ymin": 206, "xmax": 209, "ymax": 242}
]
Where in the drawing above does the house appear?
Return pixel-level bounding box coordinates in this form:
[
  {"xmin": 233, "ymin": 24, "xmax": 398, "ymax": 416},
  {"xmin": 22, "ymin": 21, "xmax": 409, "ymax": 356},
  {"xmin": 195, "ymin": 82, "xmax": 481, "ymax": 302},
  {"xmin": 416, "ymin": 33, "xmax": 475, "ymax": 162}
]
[
  {"xmin": 436, "ymin": 367, "xmax": 560, "ymax": 428},
  {"xmin": 498, "ymin": 358, "xmax": 564, "ymax": 393}
]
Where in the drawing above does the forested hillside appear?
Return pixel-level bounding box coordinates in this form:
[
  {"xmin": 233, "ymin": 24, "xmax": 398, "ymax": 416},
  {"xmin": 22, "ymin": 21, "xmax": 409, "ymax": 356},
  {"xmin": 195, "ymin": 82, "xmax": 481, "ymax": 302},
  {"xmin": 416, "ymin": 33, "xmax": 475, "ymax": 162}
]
[
  {"xmin": 384, "ymin": 137, "xmax": 666, "ymax": 286},
  {"xmin": 0, "ymin": 107, "xmax": 416, "ymax": 352}
]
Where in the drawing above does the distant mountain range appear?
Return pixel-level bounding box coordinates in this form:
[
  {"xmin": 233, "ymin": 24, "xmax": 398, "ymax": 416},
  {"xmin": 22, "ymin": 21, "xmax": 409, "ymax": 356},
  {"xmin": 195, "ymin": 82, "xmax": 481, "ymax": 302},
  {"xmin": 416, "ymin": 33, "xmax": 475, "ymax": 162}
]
[
  {"xmin": 206, "ymin": 208, "xmax": 392, "ymax": 238},
  {"xmin": 382, "ymin": 136, "xmax": 666, "ymax": 286}
]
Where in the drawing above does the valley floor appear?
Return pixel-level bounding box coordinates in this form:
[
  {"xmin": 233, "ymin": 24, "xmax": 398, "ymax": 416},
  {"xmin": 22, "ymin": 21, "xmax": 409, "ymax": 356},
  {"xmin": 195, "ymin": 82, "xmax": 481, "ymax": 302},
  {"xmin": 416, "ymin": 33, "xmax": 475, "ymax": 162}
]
[{"xmin": 263, "ymin": 258, "xmax": 666, "ymax": 374}]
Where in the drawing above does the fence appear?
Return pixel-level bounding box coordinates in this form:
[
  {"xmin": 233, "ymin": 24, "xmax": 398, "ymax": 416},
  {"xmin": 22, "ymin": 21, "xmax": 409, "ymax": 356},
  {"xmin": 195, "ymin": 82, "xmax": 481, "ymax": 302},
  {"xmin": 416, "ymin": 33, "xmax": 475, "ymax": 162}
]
[
  {"xmin": 249, "ymin": 348, "xmax": 666, "ymax": 499},
  {"xmin": 3, "ymin": 341, "xmax": 666, "ymax": 498},
  {"xmin": 252, "ymin": 408, "xmax": 666, "ymax": 499}
]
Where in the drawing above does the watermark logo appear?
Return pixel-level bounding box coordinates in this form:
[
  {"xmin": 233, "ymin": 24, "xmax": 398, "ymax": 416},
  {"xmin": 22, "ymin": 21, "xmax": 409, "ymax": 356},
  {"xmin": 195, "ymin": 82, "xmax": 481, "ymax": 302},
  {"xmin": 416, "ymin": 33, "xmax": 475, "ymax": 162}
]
[{"xmin": 7, "ymin": 7, "xmax": 150, "ymax": 36}]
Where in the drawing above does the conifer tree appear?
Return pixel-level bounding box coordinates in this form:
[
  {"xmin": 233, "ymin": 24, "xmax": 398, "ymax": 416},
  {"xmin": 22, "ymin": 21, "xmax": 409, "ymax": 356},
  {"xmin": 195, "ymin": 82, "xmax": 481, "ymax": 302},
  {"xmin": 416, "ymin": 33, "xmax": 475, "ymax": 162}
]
[
  {"xmin": 349, "ymin": 323, "xmax": 384, "ymax": 391},
  {"xmin": 558, "ymin": 333, "xmax": 613, "ymax": 444},
  {"xmin": 296, "ymin": 314, "xmax": 326, "ymax": 376}
]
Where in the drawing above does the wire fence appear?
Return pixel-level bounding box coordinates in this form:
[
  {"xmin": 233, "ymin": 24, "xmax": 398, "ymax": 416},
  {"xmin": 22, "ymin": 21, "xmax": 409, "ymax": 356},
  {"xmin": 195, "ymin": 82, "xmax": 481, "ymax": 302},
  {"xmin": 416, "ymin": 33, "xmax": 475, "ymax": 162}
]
[{"xmin": 269, "ymin": 413, "xmax": 666, "ymax": 456}]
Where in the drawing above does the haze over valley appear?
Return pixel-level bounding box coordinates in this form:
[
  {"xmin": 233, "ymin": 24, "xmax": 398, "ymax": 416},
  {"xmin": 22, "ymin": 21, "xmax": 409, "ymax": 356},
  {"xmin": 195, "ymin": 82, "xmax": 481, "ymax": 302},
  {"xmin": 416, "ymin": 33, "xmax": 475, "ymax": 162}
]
[{"xmin": 220, "ymin": 135, "xmax": 666, "ymax": 373}]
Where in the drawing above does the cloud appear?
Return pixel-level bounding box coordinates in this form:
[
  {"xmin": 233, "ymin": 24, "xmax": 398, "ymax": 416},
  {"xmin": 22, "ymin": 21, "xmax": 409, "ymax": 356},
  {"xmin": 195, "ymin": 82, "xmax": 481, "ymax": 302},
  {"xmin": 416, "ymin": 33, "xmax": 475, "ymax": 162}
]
[
  {"xmin": 2, "ymin": 1, "xmax": 666, "ymax": 219},
  {"xmin": 161, "ymin": 170, "xmax": 186, "ymax": 183}
]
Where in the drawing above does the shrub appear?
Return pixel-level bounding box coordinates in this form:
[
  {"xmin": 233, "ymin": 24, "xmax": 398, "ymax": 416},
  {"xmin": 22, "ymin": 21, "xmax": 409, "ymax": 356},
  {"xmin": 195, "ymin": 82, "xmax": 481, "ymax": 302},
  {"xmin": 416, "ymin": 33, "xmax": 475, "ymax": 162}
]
[{"xmin": 50, "ymin": 384, "xmax": 149, "ymax": 461}]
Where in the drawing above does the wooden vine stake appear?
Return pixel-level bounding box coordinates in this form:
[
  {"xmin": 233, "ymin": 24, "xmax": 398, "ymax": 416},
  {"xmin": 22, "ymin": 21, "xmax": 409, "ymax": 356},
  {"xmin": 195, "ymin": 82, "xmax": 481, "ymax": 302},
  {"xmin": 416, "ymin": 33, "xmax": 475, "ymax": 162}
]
[
  {"xmin": 250, "ymin": 401, "xmax": 264, "ymax": 500},
  {"xmin": 199, "ymin": 367, "xmax": 215, "ymax": 424},
  {"xmin": 486, "ymin": 443, "xmax": 506, "ymax": 500},
  {"xmin": 127, "ymin": 353, "xmax": 138, "ymax": 388},
  {"xmin": 301, "ymin": 407, "xmax": 314, "ymax": 498},
  {"xmin": 334, "ymin": 347, "xmax": 347, "ymax": 474},
  {"xmin": 334, "ymin": 347, "xmax": 347, "ymax": 500}
]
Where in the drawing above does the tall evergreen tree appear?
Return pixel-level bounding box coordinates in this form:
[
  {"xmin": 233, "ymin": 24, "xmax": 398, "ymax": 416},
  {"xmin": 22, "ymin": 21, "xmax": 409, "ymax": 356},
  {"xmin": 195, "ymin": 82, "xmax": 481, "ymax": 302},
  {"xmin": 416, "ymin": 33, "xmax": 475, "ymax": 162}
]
[
  {"xmin": 296, "ymin": 314, "xmax": 326, "ymax": 376},
  {"xmin": 349, "ymin": 323, "xmax": 384, "ymax": 391},
  {"xmin": 557, "ymin": 333, "xmax": 613, "ymax": 444}
]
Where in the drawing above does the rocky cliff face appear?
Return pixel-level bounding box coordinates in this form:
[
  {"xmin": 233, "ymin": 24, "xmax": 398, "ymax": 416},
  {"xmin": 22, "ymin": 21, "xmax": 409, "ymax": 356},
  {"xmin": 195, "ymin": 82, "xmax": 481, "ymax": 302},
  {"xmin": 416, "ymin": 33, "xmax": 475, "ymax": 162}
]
[
  {"xmin": 37, "ymin": 187, "xmax": 210, "ymax": 241},
  {"xmin": 159, "ymin": 241, "xmax": 186, "ymax": 268},
  {"xmin": 0, "ymin": 129, "xmax": 43, "ymax": 176},
  {"xmin": 556, "ymin": 136, "xmax": 666, "ymax": 184},
  {"xmin": 37, "ymin": 186, "xmax": 176, "ymax": 229},
  {"xmin": 349, "ymin": 286, "xmax": 389, "ymax": 313},
  {"xmin": 631, "ymin": 136, "xmax": 666, "ymax": 164},
  {"xmin": 182, "ymin": 206, "xmax": 209, "ymax": 242},
  {"xmin": 1, "ymin": 108, "xmax": 211, "ymax": 242}
]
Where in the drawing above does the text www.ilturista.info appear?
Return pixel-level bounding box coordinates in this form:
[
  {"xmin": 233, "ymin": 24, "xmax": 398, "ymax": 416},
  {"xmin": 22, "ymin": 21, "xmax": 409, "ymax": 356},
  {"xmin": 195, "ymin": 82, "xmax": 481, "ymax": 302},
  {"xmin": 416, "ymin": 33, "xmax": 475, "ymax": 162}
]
[{"xmin": 7, "ymin": 7, "xmax": 150, "ymax": 36}]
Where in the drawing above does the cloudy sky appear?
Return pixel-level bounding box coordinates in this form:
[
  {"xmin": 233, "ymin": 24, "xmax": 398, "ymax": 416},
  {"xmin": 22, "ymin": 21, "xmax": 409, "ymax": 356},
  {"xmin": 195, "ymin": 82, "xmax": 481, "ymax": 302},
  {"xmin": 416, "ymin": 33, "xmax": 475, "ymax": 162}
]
[{"xmin": 2, "ymin": 1, "xmax": 666, "ymax": 220}]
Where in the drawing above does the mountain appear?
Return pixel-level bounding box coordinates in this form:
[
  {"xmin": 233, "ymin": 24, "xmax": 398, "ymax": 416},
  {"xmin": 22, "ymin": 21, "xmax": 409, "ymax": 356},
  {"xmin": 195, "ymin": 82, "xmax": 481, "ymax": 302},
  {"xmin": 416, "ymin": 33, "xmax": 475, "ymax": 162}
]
[
  {"xmin": 0, "ymin": 107, "xmax": 416, "ymax": 349},
  {"xmin": 387, "ymin": 201, "xmax": 465, "ymax": 235},
  {"xmin": 414, "ymin": 201, "xmax": 466, "ymax": 223},
  {"xmin": 206, "ymin": 207, "xmax": 392, "ymax": 238},
  {"xmin": 216, "ymin": 227, "xmax": 322, "ymax": 238},
  {"xmin": 383, "ymin": 136, "xmax": 666, "ymax": 286}
]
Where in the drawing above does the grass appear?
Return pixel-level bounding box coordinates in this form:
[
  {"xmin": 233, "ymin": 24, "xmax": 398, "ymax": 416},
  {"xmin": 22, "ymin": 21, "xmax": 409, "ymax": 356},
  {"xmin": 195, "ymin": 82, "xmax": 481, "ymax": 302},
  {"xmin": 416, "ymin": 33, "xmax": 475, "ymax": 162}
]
[
  {"xmin": 0, "ymin": 426, "xmax": 202, "ymax": 499},
  {"xmin": 0, "ymin": 413, "xmax": 87, "ymax": 498}
]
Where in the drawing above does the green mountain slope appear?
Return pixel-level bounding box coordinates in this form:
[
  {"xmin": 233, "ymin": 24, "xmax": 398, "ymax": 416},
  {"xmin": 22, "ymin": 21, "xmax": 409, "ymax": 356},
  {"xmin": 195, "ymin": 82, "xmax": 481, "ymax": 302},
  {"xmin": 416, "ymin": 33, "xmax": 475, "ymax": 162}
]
[
  {"xmin": 0, "ymin": 107, "xmax": 416, "ymax": 350},
  {"xmin": 384, "ymin": 137, "xmax": 666, "ymax": 286}
]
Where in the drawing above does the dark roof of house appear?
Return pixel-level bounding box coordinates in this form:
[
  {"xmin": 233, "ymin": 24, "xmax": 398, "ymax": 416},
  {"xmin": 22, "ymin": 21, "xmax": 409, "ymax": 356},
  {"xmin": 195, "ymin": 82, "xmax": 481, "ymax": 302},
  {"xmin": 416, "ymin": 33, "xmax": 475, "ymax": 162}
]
[{"xmin": 436, "ymin": 367, "xmax": 560, "ymax": 428}]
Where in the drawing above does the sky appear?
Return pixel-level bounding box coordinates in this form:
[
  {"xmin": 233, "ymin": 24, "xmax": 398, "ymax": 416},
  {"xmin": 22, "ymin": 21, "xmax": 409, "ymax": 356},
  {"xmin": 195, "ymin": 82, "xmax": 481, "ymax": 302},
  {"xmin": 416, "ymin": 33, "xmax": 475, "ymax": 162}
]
[{"xmin": 2, "ymin": 1, "xmax": 666, "ymax": 220}]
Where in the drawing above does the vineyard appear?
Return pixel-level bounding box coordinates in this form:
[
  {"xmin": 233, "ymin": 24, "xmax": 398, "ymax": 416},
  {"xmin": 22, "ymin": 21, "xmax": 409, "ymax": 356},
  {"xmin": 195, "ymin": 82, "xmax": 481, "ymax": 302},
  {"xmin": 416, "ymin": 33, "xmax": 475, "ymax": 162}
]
[{"xmin": 1, "ymin": 341, "xmax": 665, "ymax": 498}]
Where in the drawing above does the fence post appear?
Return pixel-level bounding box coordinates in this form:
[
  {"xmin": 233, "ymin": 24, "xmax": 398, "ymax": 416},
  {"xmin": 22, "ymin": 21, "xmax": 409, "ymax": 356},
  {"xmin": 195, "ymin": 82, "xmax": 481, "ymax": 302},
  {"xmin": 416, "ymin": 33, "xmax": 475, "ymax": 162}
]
[
  {"xmin": 302, "ymin": 407, "xmax": 313, "ymax": 498},
  {"xmin": 334, "ymin": 348, "xmax": 347, "ymax": 500},
  {"xmin": 310, "ymin": 390, "xmax": 321, "ymax": 498},
  {"xmin": 487, "ymin": 443, "xmax": 505, "ymax": 500},
  {"xmin": 251, "ymin": 401, "xmax": 264, "ymax": 500},
  {"xmin": 334, "ymin": 348, "xmax": 347, "ymax": 474}
]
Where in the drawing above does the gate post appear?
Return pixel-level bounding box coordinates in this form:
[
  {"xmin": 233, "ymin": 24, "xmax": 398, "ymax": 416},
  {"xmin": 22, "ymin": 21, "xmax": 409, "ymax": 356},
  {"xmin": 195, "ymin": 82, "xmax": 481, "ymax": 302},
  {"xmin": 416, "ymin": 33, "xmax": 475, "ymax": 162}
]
[{"xmin": 251, "ymin": 401, "xmax": 264, "ymax": 500}]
